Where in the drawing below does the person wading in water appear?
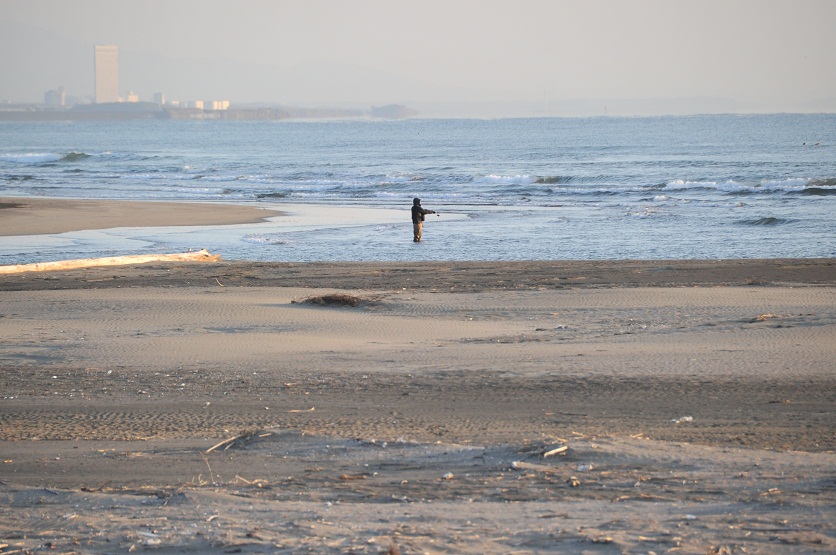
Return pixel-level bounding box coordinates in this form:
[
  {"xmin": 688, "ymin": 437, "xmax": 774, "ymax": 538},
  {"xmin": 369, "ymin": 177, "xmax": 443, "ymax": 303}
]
[{"xmin": 411, "ymin": 198, "xmax": 436, "ymax": 242}]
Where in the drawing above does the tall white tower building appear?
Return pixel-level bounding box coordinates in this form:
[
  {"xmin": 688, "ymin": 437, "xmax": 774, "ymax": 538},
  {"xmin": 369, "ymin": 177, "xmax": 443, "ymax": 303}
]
[{"xmin": 94, "ymin": 45, "xmax": 119, "ymax": 103}]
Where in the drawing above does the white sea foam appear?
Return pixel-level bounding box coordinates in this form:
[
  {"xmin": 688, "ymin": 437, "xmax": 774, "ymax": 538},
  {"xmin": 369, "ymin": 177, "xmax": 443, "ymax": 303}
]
[
  {"xmin": 666, "ymin": 177, "xmax": 813, "ymax": 194},
  {"xmin": 241, "ymin": 234, "xmax": 291, "ymax": 245},
  {"xmin": 380, "ymin": 174, "xmax": 413, "ymax": 184},
  {"xmin": 474, "ymin": 174, "xmax": 535, "ymax": 185},
  {"xmin": 760, "ymin": 177, "xmax": 809, "ymax": 190},
  {"xmin": 0, "ymin": 152, "xmax": 63, "ymax": 164}
]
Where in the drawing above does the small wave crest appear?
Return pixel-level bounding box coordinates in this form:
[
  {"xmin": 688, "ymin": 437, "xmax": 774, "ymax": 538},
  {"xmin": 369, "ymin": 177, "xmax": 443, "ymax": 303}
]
[
  {"xmin": 473, "ymin": 174, "xmax": 535, "ymax": 185},
  {"xmin": 799, "ymin": 187, "xmax": 836, "ymax": 196},
  {"xmin": 242, "ymin": 233, "xmax": 290, "ymax": 245},
  {"xmin": 809, "ymin": 177, "xmax": 836, "ymax": 187},
  {"xmin": 664, "ymin": 179, "xmax": 720, "ymax": 192},
  {"xmin": 738, "ymin": 217, "xmax": 793, "ymax": 226},
  {"xmin": 534, "ymin": 175, "xmax": 573, "ymax": 184},
  {"xmin": 379, "ymin": 173, "xmax": 425, "ymax": 185},
  {"xmin": 665, "ymin": 177, "xmax": 818, "ymax": 195},
  {"xmin": 670, "ymin": 178, "xmax": 770, "ymax": 194},
  {"xmin": 60, "ymin": 151, "xmax": 92, "ymax": 162},
  {"xmin": 797, "ymin": 177, "xmax": 836, "ymax": 195}
]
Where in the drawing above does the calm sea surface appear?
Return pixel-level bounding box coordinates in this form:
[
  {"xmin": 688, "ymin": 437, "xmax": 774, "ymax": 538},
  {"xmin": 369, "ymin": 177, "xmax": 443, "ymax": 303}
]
[{"xmin": 1, "ymin": 114, "xmax": 835, "ymax": 264}]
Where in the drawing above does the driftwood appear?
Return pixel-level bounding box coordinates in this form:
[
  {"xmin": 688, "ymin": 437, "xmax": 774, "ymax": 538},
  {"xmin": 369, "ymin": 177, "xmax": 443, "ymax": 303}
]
[
  {"xmin": 543, "ymin": 445, "xmax": 569, "ymax": 458},
  {"xmin": 511, "ymin": 461, "xmax": 560, "ymax": 473},
  {"xmin": 0, "ymin": 249, "xmax": 220, "ymax": 274},
  {"xmin": 205, "ymin": 430, "xmax": 271, "ymax": 454}
]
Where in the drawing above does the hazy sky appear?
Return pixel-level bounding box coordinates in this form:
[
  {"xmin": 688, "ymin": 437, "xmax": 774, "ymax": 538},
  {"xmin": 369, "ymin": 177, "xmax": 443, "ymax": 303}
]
[{"xmin": 2, "ymin": 0, "xmax": 835, "ymax": 115}]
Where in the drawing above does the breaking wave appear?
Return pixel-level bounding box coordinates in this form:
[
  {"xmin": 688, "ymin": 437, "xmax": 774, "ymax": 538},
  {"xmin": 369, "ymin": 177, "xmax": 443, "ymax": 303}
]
[
  {"xmin": 0, "ymin": 151, "xmax": 93, "ymax": 164},
  {"xmin": 664, "ymin": 177, "xmax": 828, "ymax": 195},
  {"xmin": 60, "ymin": 151, "xmax": 92, "ymax": 162},
  {"xmin": 1, "ymin": 152, "xmax": 64, "ymax": 164}
]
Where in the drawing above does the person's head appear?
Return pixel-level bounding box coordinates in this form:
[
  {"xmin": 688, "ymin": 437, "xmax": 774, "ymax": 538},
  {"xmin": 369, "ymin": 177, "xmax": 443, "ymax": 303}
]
[{"xmin": 413, "ymin": 198, "xmax": 421, "ymax": 205}]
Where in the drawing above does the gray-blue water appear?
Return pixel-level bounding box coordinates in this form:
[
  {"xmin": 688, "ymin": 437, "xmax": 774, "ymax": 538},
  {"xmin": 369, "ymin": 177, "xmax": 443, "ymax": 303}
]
[{"xmin": 1, "ymin": 114, "xmax": 835, "ymax": 264}]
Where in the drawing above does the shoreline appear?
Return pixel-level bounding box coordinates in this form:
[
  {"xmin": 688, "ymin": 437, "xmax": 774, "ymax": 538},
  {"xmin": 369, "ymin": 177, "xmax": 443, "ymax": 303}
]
[{"xmin": 1, "ymin": 257, "xmax": 834, "ymax": 292}]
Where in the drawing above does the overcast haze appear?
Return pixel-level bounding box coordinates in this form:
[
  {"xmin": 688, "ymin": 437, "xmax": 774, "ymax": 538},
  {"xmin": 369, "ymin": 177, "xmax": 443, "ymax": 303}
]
[{"xmin": 2, "ymin": 0, "xmax": 835, "ymax": 116}]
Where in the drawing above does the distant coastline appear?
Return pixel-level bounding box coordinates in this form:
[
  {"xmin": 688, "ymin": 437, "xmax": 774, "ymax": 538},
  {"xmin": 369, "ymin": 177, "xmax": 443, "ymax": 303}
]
[{"xmin": 0, "ymin": 102, "xmax": 417, "ymax": 122}]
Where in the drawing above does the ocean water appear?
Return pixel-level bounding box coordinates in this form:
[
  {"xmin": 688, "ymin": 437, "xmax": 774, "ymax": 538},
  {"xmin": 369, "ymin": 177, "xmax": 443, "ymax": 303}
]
[{"xmin": 1, "ymin": 114, "xmax": 835, "ymax": 264}]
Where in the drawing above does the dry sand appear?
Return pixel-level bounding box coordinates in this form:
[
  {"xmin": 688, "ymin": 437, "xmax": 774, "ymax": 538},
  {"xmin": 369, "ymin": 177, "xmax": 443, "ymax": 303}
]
[{"xmin": 0, "ymin": 198, "xmax": 834, "ymax": 554}]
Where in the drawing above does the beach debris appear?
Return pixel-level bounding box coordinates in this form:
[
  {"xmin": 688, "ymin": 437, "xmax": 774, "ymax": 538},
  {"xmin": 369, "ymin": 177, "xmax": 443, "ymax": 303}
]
[
  {"xmin": 543, "ymin": 445, "xmax": 569, "ymax": 458},
  {"xmin": 511, "ymin": 461, "xmax": 559, "ymax": 474},
  {"xmin": 136, "ymin": 531, "xmax": 161, "ymax": 546},
  {"xmin": 576, "ymin": 463, "xmax": 594, "ymax": 472},
  {"xmin": 356, "ymin": 438, "xmax": 388, "ymax": 448},
  {"xmin": 340, "ymin": 473, "xmax": 369, "ymax": 481},
  {"xmin": 294, "ymin": 293, "xmax": 364, "ymax": 307},
  {"xmin": 517, "ymin": 440, "xmax": 569, "ymax": 458},
  {"xmin": 671, "ymin": 416, "xmax": 694, "ymax": 424},
  {"xmin": 441, "ymin": 472, "xmax": 455, "ymax": 481},
  {"xmin": 753, "ymin": 313, "xmax": 778, "ymax": 322},
  {"xmin": 0, "ymin": 248, "xmax": 220, "ymax": 274},
  {"xmin": 234, "ymin": 475, "xmax": 270, "ymax": 487},
  {"xmin": 206, "ymin": 436, "xmax": 236, "ymax": 453},
  {"xmin": 760, "ymin": 488, "xmax": 782, "ymax": 496},
  {"xmin": 205, "ymin": 430, "xmax": 271, "ymax": 453},
  {"xmin": 567, "ymin": 476, "xmax": 581, "ymax": 487},
  {"xmin": 288, "ymin": 407, "xmax": 315, "ymax": 413}
]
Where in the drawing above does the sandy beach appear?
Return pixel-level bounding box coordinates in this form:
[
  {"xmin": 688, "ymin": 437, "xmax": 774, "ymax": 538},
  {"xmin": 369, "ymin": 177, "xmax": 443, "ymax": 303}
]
[
  {"xmin": 1, "ymin": 199, "xmax": 835, "ymax": 554},
  {"xmin": 0, "ymin": 197, "xmax": 281, "ymax": 236}
]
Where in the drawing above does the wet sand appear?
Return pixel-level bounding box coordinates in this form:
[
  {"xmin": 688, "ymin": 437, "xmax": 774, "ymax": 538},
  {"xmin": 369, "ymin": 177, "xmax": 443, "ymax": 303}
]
[
  {"xmin": 0, "ymin": 198, "xmax": 834, "ymax": 553},
  {"xmin": 0, "ymin": 196, "xmax": 280, "ymax": 236}
]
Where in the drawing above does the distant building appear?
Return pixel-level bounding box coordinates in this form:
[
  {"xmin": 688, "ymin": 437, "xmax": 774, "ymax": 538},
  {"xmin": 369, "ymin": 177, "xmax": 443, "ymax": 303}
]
[
  {"xmin": 44, "ymin": 87, "xmax": 66, "ymax": 108},
  {"xmin": 153, "ymin": 93, "xmax": 166, "ymax": 106},
  {"xmin": 126, "ymin": 91, "xmax": 139, "ymax": 103},
  {"xmin": 207, "ymin": 100, "xmax": 230, "ymax": 111},
  {"xmin": 94, "ymin": 45, "xmax": 119, "ymax": 103}
]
